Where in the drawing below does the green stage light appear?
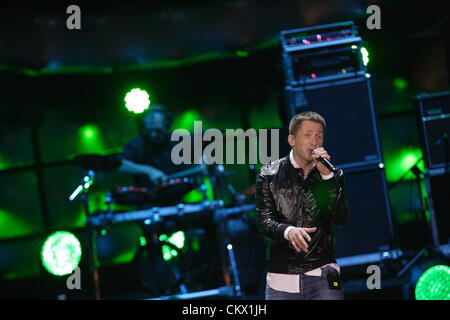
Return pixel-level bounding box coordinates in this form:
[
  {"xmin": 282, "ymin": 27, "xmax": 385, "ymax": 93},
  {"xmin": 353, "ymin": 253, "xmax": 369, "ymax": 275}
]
[
  {"xmin": 415, "ymin": 265, "xmax": 450, "ymax": 300},
  {"xmin": 385, "ymin": 147, "xmax": 424, "ymax": 182},
  {"xmin": 400, "ymin": 153, "xmax": 418, "ymax": 171},
  {"xmin": 168, "ymin": 231, "xmax": 185, "ymax": 249},
  {"xmin": 393, "ymin": 77, "xmax": 408, "ymax": 90},
  {"xmin": 159, "ymin": 231, "xmax": 185, "ymax": 261},
  {"xmin": 78, "ymin": 124, "xmax": 103, "ymax": 154},
  {"xmin": 80, "ymin": 124, "xmax": 98, "ymax": 140},
  {"xmin": 361, "ymin": 47, "xmax": 369, "ymax": 66},
  {"xmin": 41, "ymin": 231, "xmax": 82, "ymax": 276},
  {"xmin": 140, "ymin": 236, "xmax": 147, "ymax": 247},
  {"xmin": 172, "ymin": 109, "xmax": 204, "ymax": 132},
  {"xmin": 124, "ymin": 88, "xmax": 150, "ymax": 114}
]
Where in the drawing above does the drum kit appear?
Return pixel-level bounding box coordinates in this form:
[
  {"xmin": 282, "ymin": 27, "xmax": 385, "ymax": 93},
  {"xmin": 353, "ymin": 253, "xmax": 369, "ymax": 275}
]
[{"xmin": 69, "ymin": 153, "xmax": 256, "ymax": 300}]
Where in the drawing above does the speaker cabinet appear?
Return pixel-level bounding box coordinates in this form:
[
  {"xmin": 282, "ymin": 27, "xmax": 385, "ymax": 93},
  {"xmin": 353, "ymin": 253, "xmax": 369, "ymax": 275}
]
[
  {"xmin": 426, "ymin": 172, "xmax": 450, "ymax": 245},
  {"xmin": 334, "ymin": 163, "xmax": 395, "ymax": 258},
  {"xmin": 415, "ymin": 91, "xmax": 450, "ymax": 170},
  {"xmin": 285, "ymin": 77, "xmax": 382, "ymax": 166}
]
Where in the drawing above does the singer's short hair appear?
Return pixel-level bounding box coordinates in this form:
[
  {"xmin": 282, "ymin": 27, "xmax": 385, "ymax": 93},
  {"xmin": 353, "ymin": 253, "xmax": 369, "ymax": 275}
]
[{"xmin": 289, "ymin": 111, "xmax": 326, "ymax": 136}]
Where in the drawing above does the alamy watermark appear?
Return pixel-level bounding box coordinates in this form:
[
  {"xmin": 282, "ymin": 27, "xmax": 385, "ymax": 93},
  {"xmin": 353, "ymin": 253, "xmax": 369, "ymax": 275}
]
[
  {"xmin": 366, "ymin": 5, "xmax": 381, "ymax": 30},
  {"xmin": 170, "ymin": 121, "xmax": 280, "ymax": 165},
  {"xmin": 366, "ymin": 264, "xmax": 381, "ymax": 290},
  {"xmin": 66, "ymin": 266, "xmax": 81, "ymax": 290},
  {"xmin": 65, "ymin": 4, "xmax": 381, "ymax": 31},
  {"xmin": 66, "ymin": 5, "xmax": 81, "ymax": 30}
]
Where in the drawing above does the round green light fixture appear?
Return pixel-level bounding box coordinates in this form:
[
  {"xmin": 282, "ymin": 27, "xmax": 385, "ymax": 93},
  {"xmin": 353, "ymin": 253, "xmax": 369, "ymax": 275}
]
[
  {"xmin": 415, "ymin": 265, "xmax": 450, "ymax": 300},
  {"xmin": 41, "ymin": 231, "xmax": 82, "ymax": 276},
  {"xmin": 124, "ymin": 88, "xmax": 150, "ymax": 114}
]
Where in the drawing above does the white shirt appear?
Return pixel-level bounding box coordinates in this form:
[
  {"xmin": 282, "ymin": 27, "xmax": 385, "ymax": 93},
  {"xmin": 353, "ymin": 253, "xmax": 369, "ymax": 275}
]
[{"xmin": 266, "ymin": 150, "xmax": 339, "ymax": 293}]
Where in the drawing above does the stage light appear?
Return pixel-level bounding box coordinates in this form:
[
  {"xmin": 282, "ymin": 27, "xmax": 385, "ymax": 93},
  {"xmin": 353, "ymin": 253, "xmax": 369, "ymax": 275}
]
[
  {"xmin": 393, "ymin": 77, "xmax": 408, "ymax": 90},
  {"xmin": 159, "ymin": 231, "xmax": 185, "ymax": 261},
  {"xmin": 78, "ymin": 124, "xmax": 103, "ymax": 154},
  {"xmin": 400, "ymin": 153, "xmax": 418, "ymax": 171},
  {"xmin": 124, "ymin": 88, "xmax": 150, "ymax": 114},
  {"xmin": 169, "ymin": 231, "xmax": 185, "ymax": 249},
  {"xmin": 41, "ymin": 231, "xmax": 82, "ymax": 276},
  {"xmin": 80, "ymin": 124, "xmax": 98, "ymax": 139},
  {"xmin": 385, "ymin": 147, "xmax": 424, "ymax": 182},
  {"xmin": 361, "ymin": 47, "xmax": 369, "ymax": 66},
  {"xmin": 172, "ymin": 109, "xmax": 204, "ymax": 132},
  {"xmin": 415, "ymin": 265, "xmax": 450, "ymax": 300}
]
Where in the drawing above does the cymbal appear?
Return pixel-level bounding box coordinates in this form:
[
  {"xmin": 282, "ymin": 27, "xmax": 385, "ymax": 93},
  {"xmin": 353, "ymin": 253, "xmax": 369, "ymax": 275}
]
[{"xmin": 72, "ymin": 154, "xmax": 121, "ymax": 171}]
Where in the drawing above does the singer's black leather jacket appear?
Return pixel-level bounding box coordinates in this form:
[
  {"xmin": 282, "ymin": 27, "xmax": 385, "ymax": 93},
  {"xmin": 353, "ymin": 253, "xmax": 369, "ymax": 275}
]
[{"xmin": 256, "ymin": 155, "xmax": 349, "ymax": 274}]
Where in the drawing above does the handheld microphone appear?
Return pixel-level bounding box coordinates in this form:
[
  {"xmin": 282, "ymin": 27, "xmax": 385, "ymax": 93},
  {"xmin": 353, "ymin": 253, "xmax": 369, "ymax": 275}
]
[{"xmin": 312, "ymin": 149, "xmax": 338, "ymax": 173}]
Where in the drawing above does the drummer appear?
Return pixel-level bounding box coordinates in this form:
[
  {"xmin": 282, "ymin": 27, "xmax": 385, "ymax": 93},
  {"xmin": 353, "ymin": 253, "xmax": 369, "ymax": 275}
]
[{"xmin": 118, "ymin": 105, "xmax": 205, "ymax": 196}]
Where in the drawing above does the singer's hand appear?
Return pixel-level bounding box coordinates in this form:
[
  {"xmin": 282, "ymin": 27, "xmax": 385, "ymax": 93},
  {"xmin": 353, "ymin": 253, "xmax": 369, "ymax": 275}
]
[
  {"xmin": 312, "ymin": 147, "xmax": 332, "ymax": 176},
  {"xmin": 288, "ymin": 227, "xmax": 317, "ymax": 253}
]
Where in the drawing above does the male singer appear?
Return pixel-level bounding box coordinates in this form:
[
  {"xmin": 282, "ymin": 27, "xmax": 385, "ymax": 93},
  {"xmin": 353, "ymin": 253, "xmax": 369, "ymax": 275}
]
[{"xmin": 256, "ymin": 111, "xmax": 349, "ymax": 300}]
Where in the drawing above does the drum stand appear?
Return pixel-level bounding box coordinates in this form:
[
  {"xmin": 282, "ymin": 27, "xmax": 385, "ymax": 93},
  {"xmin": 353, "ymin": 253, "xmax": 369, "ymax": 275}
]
[
  {"xmin": 142, "ymin": 167, "xmax": 245, "ymax": 300},
  {"xmin": 210, "ymin": 164, "xmax": 244, "ymax": 298},
  {"xmin": 69, "ymin": 170, "xmax": 101, "ymax": 300},
  {"xmin": 132, "ymin": 217, "xmax": 188, "ymax": 297}
]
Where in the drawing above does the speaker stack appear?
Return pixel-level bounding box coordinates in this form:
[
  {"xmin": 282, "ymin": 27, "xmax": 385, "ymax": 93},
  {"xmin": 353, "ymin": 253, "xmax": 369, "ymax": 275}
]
[
  {"xmin": 415, "ymin": 91, "xmax": 450, "ymax": 248},
  {"xmin": 279, "ymin": 21, "xmax": 397, "ymax": 263}
]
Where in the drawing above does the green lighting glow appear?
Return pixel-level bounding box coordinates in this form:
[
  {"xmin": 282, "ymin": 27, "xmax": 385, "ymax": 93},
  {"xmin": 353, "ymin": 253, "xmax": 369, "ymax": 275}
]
[
  {"xmin": 172, "ymin": 109, "xmax": 205, "ymax": 132},
  {"xmin": 235, "ymin": 50, "xmax": 249, "ymax": 57},
  {"xmin": 0, "ymin": 209, "xmax": 32, "ymax": 240},
  {"xmin": 78, "ymin": 124, "xmax": 103, "ymax": 153},
  {"xmin": 80, "ymin": 124, "xmax": 98, "ymax": 139},
  {"xmin": 361, "ymin": 47, "xmax": 369, "ymax": 66},
  {"xmin": 0, "ymin": 154, "xmax": 8, "ymax": 170},
  {"xmin": 415, "ymin": 265, "xmax": 450, "ymax": 300},
  {"xmin": 124, "ymin": 88, "xmax": 150, "ymax": 114},
  {"xmin": 159, "ymin": 231, "xmax": 185, "ymax": 261},
  {"xmin": 84, "ymin": 129, "xmax": 93, "ymax": 138},
  {"xmin": 393, "ymin": 77, "xmax": 408, "ymax": 90},
  {"xmin": 182, "ymin": 176, "xmax": 215, "ymax": 203},
  {"xmin": 168, "ymin": 231, "xmax": 185, "ymax": 249},
  {"xmin": 183, "ymin": 189, "xmax": 204, "ymax": 203},
  {"xmin": 400, "ymin": 153, "xmax": 418, "ymax": 171},
  {"xmin": 385, "ymin": 147, "xmax": 424, "ymax": 182},
  {"xmin": 41, "ymin": 231, "xmax": 82, "ymax": 276},
  {"xmin": 140, "ymin": 236, "xmax": 147, "ymax": 247},
  {"xmin": 203, "ymin": 176, "xmax": 215, "ymax": 201}
]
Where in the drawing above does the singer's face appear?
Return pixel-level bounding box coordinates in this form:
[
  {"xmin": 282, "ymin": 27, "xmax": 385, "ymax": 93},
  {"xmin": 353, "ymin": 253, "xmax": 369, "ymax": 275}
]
[{"xmin": 289, "ymin": 120, "xmax": 324, "ymax": 162}]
